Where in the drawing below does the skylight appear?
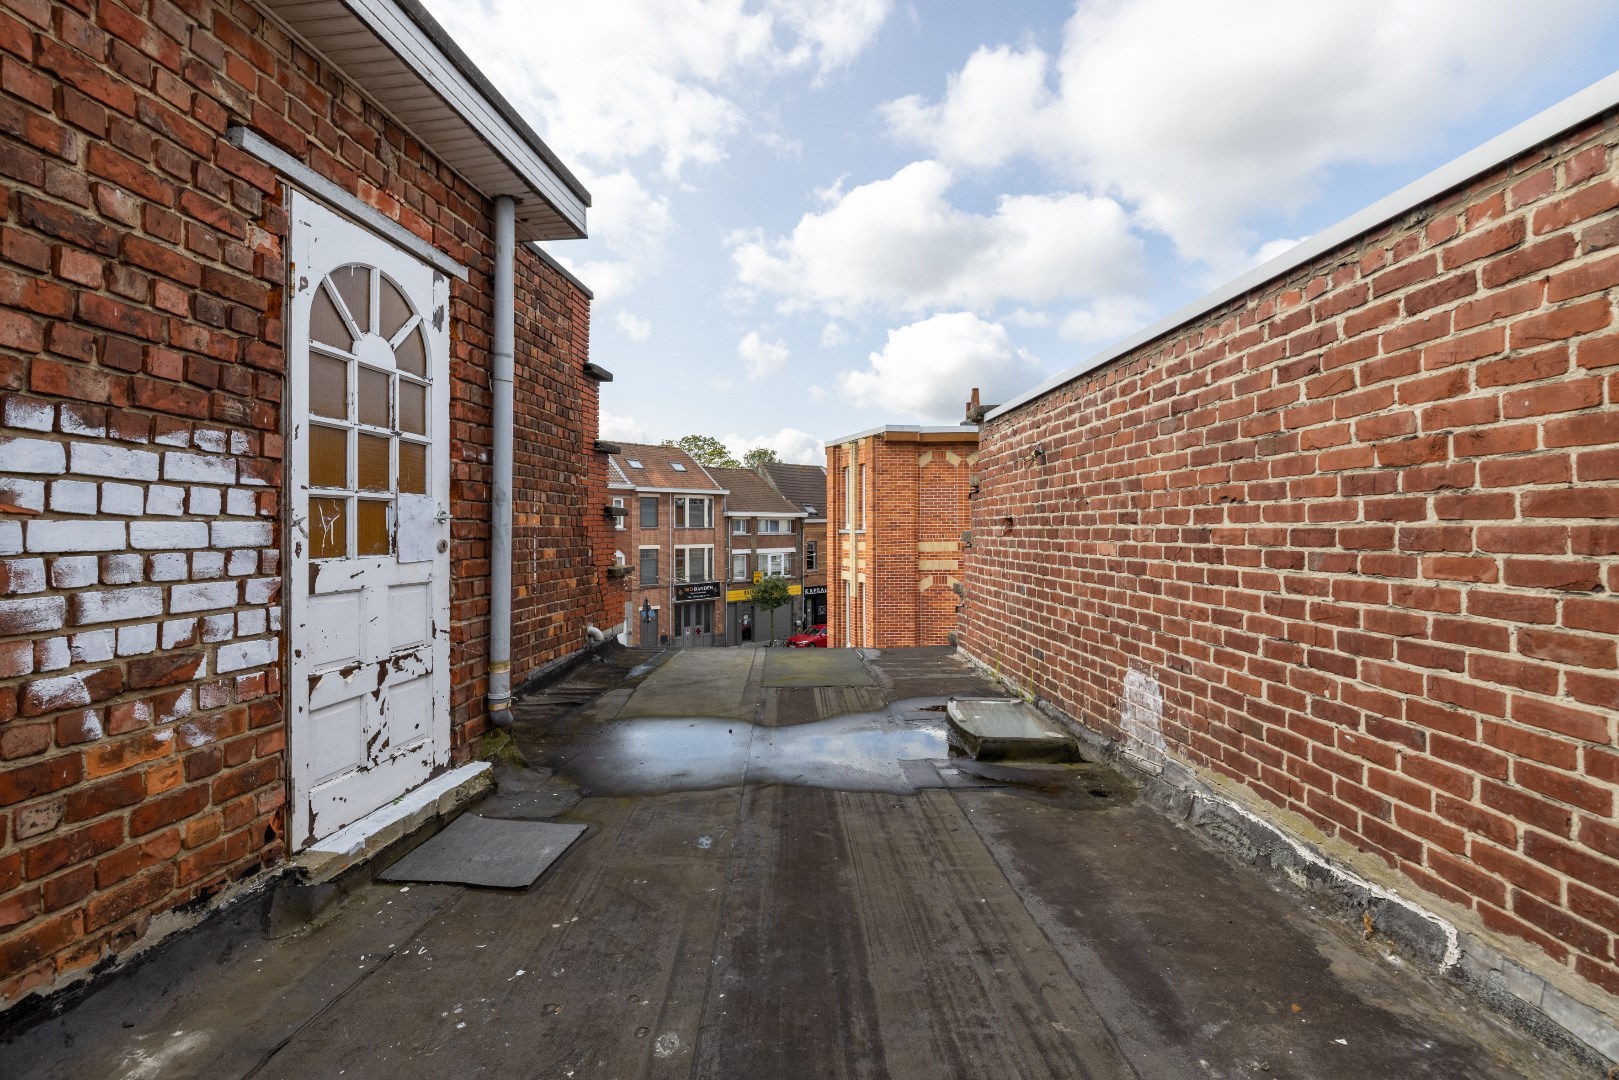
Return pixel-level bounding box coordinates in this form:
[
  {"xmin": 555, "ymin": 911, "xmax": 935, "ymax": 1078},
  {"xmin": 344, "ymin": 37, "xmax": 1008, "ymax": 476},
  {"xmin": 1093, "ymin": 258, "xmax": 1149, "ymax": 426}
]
[
  {"xmin": 627, "ymin": 459, "xmax": 643, "ymax": 469},
  {"xmin": 670, "ymin": 462, "xmax": 686, "ymax": 472}
]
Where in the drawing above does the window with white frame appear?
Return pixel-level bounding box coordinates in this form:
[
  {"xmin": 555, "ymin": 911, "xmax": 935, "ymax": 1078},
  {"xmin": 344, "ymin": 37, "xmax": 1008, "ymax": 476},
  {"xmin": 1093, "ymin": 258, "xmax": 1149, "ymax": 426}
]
[
  {"xmin": 804, "ymin": 540, "xmax": 817, "ymax": 571},
  {"xmin": 758, "ymin": 518, "xmax": 791, "ymax": 534},
  {"xmin": 730, "ymin": 552, "xmax": 748, "ymax": 580},
  {"xmin": 612, "ymin": 496, "xmax": 625, "ymax": 530},
  {"xmin": 760, "ymin": 551, "xmax": 793, "ymax": 576},
  {"xmin": 673, "ymin": 496, "xmax": 711, "ymax": 529},
  {"xmin": 638, "ymin": 547, "xmax": 658, "ymax": 585},
  {"xmin": 731, "ymin": 517, "xmax": 749, "ymax": 534},
  {"xmin": 674, "ymin": 545, "xmax": 714, "ymax": 582}
]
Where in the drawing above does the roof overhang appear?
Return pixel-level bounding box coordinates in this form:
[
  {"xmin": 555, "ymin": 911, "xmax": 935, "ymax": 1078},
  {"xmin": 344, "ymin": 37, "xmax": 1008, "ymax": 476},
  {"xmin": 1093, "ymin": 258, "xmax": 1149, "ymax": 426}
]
[
  {"xmin": 260, "ymin": 0, "xmax": 589, "ymax": 241},
  {"xmin": 826, "ymin": 425, "xmax": 982, "ymax": 445}
]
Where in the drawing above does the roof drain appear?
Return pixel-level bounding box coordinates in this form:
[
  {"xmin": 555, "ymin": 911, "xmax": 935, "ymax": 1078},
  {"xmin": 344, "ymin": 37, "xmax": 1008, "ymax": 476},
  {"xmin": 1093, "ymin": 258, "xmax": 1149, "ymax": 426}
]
[{"xmin": 488, "ymin": 195, "xmax": 516, "ymax": 730}]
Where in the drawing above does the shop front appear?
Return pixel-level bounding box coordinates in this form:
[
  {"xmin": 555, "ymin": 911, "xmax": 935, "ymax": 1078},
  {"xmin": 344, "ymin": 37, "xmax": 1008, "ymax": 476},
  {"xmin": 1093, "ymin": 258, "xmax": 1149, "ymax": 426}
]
[{"xmin": 674, "ymin": 581, "xmax": 721, "ymax": 647}]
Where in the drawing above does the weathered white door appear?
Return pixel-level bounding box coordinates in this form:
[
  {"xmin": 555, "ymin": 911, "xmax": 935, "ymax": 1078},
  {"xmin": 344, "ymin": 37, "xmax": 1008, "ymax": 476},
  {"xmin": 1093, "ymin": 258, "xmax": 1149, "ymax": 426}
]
[{"xmin": 287, "ymin": 192, "xmax": 451, "ymax": 849}]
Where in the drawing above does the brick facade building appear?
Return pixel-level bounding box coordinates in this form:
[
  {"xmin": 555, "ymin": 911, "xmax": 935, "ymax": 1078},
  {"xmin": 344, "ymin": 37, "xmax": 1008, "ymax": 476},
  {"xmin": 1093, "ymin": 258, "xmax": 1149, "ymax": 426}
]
[
  {"xmin": 826, "ymin": 427, "xmax": 976, "ymax": 648},
  {"xmin": 0, "ymin": 0, "xmax": 608, "ymax": 1009},
  {"xmin": 759, "ymin": 461, "xmax": 828, "ymax": 628},
  {"xmin": 608, "ymin": 443, "xmax": 726, "ymax": 648},
  {"xmin": 962, "ymin": 88, "xmax": 1619, "ymax": 1053},
  {"xmin": 707, "ymin": 466, "xmax": 805, "ymax": 643}
]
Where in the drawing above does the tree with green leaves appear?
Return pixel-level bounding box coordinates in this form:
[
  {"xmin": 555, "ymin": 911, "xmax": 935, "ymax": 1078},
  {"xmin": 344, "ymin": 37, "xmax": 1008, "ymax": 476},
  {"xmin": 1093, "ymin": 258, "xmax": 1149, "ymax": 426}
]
[
  {"xmin": 663, "ymin": 435, "xmax": 739, "ymax": 468},
  {"xmin": 749, "ymin": 574, "xmax": 792, "ymax": 622},
  {"xmin": 743, "ymin": 447, "xmax": 780, "ymax": 469}
]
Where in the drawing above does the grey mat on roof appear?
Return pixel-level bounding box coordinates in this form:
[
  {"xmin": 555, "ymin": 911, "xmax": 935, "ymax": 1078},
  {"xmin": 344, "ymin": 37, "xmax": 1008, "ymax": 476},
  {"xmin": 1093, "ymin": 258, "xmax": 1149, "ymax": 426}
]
[{"xmin": 376, "ymin": 814, "xmax": 588, "ymax": 889}]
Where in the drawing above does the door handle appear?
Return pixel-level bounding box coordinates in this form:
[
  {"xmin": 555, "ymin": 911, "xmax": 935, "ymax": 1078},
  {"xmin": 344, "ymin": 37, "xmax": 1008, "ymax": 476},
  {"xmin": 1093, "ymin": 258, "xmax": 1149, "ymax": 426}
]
[{"xmin": 435, "ymin": 505, "xmax": 450, "ymax": 524}]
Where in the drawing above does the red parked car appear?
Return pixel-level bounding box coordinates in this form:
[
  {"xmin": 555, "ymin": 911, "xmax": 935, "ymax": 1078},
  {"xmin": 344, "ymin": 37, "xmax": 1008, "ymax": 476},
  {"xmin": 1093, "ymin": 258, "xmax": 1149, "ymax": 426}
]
[{"xmin": 786, "ymin": 624, "xmax": 828, "ymax": 648}]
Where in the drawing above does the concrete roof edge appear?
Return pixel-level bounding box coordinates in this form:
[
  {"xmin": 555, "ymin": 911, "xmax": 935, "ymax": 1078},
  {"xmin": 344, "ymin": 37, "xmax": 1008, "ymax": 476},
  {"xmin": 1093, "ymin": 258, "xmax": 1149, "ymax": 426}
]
[
  {"xmin": 824, "ymin": 424, "xmax": 981, "ymax": 444},
  {"xmin": 986, "ymin": 70, "xmax": 1619, "ymax": 423}
]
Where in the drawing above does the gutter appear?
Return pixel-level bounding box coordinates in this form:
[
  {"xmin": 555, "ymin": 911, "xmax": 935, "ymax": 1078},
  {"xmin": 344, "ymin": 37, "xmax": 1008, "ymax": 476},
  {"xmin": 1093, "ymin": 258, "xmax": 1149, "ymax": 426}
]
[{"xmin": 488, "ymin": 196, "xmax": 516, "ymax": 729}]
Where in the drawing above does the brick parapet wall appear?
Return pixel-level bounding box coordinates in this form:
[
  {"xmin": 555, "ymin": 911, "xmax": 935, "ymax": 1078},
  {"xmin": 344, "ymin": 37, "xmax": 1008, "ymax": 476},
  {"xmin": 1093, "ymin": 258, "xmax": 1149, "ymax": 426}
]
[
  {"xmin": 962, "ymin": 112, "xmax": 1619, "ymax": 1006},
  {"xmin": 0, "ymin": 0, "xmax": 598, "ymax": 1006}
]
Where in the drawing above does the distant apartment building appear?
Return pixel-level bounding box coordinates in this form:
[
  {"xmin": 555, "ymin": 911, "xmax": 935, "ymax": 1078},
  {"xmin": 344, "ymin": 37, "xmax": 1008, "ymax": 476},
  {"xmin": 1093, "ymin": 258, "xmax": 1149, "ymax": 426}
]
[
  {"xmin": 607, "ymin": 444, "xmax": 726, "ymax": 647},
  {"xmin": 707, "ymin": 468, "xmax": 807, "ymax": 642},
  {"xmin": 826, "ymin": 427, "xmax": 978, "ymax": 648},
  {"xmin": 759, "ymin": 462, "xmax": 829, "ymax": 627}
]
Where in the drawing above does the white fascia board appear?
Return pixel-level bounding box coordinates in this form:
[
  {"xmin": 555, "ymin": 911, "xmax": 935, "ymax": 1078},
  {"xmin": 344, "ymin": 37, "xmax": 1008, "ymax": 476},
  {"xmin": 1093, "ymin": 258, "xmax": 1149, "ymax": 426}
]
[
  {"xmin": 988, "ymin": 70, "xmax": 1619, "ymax": 422},
  {"xmin": 348, "ymin": 0, "xmax": 587, "ymax": 234},
  {"xmin": 724, "ymin": 510, "xmax": 810, "ymax": 519},
  {"xmin": 631, "ymin": 486, "xmax": 729, "ymax": 496},
  {"xmin": 825, "ymin": 424, "xmax": 979, "ymax": 445}
]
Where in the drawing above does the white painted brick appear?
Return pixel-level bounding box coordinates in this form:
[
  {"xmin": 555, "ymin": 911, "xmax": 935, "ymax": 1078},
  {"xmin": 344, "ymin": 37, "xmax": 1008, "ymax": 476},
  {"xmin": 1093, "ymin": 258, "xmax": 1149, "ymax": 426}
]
[
  {"xmin": 170, "ymin": 580, "xmax": 238, "ymax": 613},
  {"xmin": 49, "ymin": 556, "xmax": 98, "ymax": 589},
  {"xmin": 26, "ymin": 520, "xmax": 125, "ymax": 553},
  {"xmin": 99, "ymin": 554, "xmax": 143, "ymax": 584},
  {"xmin": 237, "ymin": 608, "xmax": 267, "ymax": 636},
  {"xmin": 0, "ymin": 521, "xmax": 20, "ymax": 556},
  {"xmin": 188, "ymin": 487, "xmax": 222, "ymax": 516},
  {"xmin": 145, "ymin": 486, "xmax": 185, "ymax": 516},
  {"xmin": 268, "ymin": 607, "xmax": 282, "ymax": 632},
  {"xmin": 70, "ymin": 629, "xmax": 115, "ymax": 664},
  {"xmin": 193, "ymin": 428, "xmax": 228, "ymax": 453},
  {"xmin": 70, "ymin": 443, "xmax": 159, "ymax": 481},
  {"xmin": 70, "ymin": 711, "xmax": 104, "ymax": 742},
  {"xmin": 224, "ymin": 549, "xmax": 254, "ymax": 576},
  {"xmin": 201, "ymin": 613, "xmax": 235, "ymax": 642},
  {"xmin": 161, "ymin": 618, "xmax": 197, "ymax": 649},
  {"xmin": 197, "ymin": 681, "xmax": 231, "ymax": 711},
  {"xmin": 3, "ymin": 398, "xmax": 54, "ymax": 432},
  {"xmin": 244, "ymin": 577, "xmax": 280, "ymax": 604},
  {"xmin": 191, "ymin": 551, "xmax": 225, "ymax": 579},
  {"xmin": 211, "ymin": 521, "xmax": 273, "ymax": 548},
  {"xmin": 163, "ymin": 451, "xmax": 235, "ymax": 484},
  {"xmin": 155, "ymin": 687, "xmax": 194, "ymax": 722},
  {"xmin": 73, "ymin": 587, "xmax": 163, "ymax": 624},
  {"xmin": 58, "ymin": 409, "xmax": 104, "ymax": 438},
  {"xmin": 148, "ymin": 553, "xmax": 188, "ymax": 582},
  {"xmin": 1, "ymin": 558, "xmax": 45, "ymax": 595},
  {"xmin": 23, "ymin": 674, "xmax": 91, "ymax": 713},
  {"xmin": 100, "ymin": 483, "xmax": 145, "ymax": 516},
  {"xmin": 0, "ymin": 437, "xmax": 66, "ymax": 475},
  {"xmin": 35, "ymin": 636, "xmax": 69, "ymax": 672},
  {"xmin": 49, "ymin": 480, "xmax": 98, "ymax": 515},
  {"xmin": 0, "ymin": 596, "xmax": 64, "ymax": 633},
  {"xmin": 116, "ymin": 622, "xmax": 159, "ymax": 657},
  {"xmin": 225, "ymin": 488, "xmax": 256, "ymax": 516},
  {"xmin": 0, "ymin": 479, "xmax": 45, "ymax": 512},
  {"xmin": 230, "ymin": 430, "xmax": 250, "ymax": 455},
  {"xmin": 155, "ymin": 425, "xmax": 190, "ymax": 448},
  {"xmin": 130, "ymin": 521, "xmax": 208, "ymax": 550},
  {"xmin": 217, "ymin": 636, "xmax": 277, "ymax": 673}
]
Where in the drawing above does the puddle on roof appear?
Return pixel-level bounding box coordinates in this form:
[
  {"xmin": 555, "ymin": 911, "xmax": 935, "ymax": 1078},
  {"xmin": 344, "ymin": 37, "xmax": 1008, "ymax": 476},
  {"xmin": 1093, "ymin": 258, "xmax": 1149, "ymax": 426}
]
[{"xmin": 539, "ymin": 699, "xmax": 1136, "ymax": 805}]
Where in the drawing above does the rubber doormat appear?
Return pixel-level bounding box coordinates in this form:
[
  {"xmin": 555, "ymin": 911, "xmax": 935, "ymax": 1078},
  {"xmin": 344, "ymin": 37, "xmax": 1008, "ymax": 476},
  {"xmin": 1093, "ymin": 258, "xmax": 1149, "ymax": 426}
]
[{"xmin": 377, "ymin": 814, "xmax": 588, "ymax": 889}]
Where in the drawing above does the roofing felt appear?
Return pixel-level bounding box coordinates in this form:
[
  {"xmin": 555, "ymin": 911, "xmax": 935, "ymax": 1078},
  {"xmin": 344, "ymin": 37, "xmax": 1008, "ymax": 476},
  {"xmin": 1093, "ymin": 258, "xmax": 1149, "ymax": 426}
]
[
  {"xmin": 609, "ymin": 443, "xmax": 725, "ymax": 492},
  {"xmin": 706, "ymin": 468, "xmax": 804, "ymax": 516},
  {"xmin": 760, "ymin": 463, "xmax": 828, "ymax": 517}
]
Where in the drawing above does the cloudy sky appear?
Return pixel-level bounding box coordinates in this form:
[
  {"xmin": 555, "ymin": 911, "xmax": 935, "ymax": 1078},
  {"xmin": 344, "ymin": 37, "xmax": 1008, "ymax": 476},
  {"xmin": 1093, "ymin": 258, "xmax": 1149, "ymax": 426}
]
[{"xmin": 420, "ymin": 0, "xmax": 1619, "ymax": 464}]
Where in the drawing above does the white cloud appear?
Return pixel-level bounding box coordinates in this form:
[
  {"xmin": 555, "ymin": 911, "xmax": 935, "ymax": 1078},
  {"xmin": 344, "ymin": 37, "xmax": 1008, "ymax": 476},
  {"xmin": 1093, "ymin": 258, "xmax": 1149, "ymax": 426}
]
[
  {"xmin": 723, "ymin": 428, "xmax": 826, "ymax": 465},
  {"xmin": 819, "ymin": 322, "xmax": 848, "ymax": 348},
  {"xmin": 732, "ymin": 161, "xmax": 1140, "ymax": 315},
  {"xmin": 601, "ymin": 410, "xmax": 654, "ymax": 443},
  {"xmin": 883, "ymin": 0, "xmax": 1617, "ymax": 270},
  {"xmin": 835, "ymin": 313, "xmax": 1039, "ymax": 422},
  {"xmin": 422, "ymin": 0, "xmax": 892, "ymax": 178},
  {"xmin": 738, "ymin": 331, "xmax": 790, "ymax": 380},
  {"xmin": 1057, "ymin": 297, "xmax": 1154, "ymax": 345},
  {"xmin": 615, "ymin": 310, "xmax": 653, "ymax": 341}
]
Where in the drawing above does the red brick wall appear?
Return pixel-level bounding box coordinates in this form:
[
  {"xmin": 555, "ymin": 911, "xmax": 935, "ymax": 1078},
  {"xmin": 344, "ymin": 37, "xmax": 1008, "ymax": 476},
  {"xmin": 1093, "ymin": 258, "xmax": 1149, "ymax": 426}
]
[
  {"xmin": 619, "ymin": 490, "xmax": 723, "ymax": 643},
  {"xmin": 962, "ymin": 112, "xmax": 1619, "ymax": 1004},
  {"xmin": 510, "ymin": 248, "xmax": 609, "ymax": 682},
  {"xmin": 828, "ymin": 434, "xmax": 974, "ymax": 648},
  {"xmin": 0, "ymin": 0, "xmax": 599, "ymax": 1007}
]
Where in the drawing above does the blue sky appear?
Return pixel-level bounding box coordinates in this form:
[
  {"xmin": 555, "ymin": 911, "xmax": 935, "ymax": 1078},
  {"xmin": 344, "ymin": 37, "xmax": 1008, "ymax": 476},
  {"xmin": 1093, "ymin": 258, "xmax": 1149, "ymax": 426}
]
[{"xmin": 421, "ymin": 1, "xmax": 1619, "ymax": 463}]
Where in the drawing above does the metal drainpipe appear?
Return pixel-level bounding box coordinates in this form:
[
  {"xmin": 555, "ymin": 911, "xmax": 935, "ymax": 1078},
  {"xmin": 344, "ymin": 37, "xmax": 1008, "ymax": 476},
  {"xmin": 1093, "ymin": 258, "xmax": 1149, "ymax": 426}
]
[{"xmin": 488, "ymin": 195, "xmax": 516, "ymax": 730}]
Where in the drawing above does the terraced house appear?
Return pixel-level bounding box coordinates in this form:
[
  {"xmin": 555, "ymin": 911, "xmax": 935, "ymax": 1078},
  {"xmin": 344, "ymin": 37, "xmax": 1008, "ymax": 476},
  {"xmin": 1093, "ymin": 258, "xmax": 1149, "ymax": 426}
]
[{"xmin": 0, "ymin": 0, "xmax": 611, "ymax": 1006}]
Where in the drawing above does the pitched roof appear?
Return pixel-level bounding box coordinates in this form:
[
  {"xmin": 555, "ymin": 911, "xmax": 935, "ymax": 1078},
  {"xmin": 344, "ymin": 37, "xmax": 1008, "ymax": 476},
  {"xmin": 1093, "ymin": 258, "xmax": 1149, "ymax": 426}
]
[
  {"xmin": 707, "ymin": 468, "xmax": 803, "ymax": 516},
  {"xmin": 608, "ymin": 443, "xmax": 725, "ymax": 492},
  {"xmin": 760, "ymin": 463, "xmax": 828, "ymax": 518}
]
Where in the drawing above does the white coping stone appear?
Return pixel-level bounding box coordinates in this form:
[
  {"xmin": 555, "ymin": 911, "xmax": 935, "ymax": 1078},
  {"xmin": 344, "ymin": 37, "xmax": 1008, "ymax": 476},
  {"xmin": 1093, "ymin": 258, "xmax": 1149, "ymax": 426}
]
[{"xmin": 305, "ymin": 762, "xmax": 495, "ymax": 858}]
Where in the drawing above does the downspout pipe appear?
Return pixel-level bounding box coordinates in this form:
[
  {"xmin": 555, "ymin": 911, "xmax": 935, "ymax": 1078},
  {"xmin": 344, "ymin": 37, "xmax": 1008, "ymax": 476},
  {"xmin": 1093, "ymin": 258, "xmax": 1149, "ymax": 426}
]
[{"xmin": 488, "ymin": 195, "xmax": 516, "ymax": 730}]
